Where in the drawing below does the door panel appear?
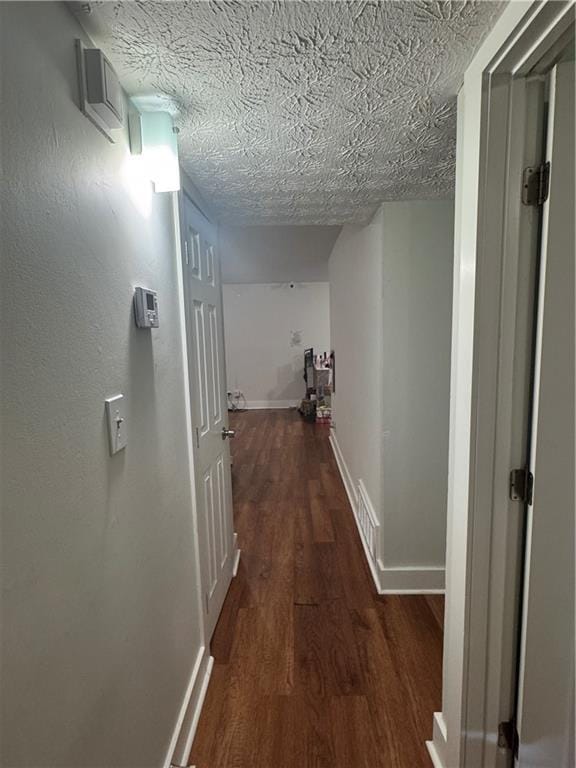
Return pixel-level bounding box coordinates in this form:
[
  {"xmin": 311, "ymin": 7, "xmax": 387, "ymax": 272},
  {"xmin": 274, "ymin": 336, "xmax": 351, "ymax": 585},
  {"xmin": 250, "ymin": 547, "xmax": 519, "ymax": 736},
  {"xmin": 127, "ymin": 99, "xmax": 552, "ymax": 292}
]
[
  {"xmin": 208, "ymin": 304, "xmax": 222, "ymax": 425},
  {"xmin": 180, "ymin": 192, "xmax": 236, "ymax": 639},
  {"xmin": 516, "ymin": 59, "xmax": 575, "ymax": 768},
  {"xmin": 187, "ymin": 225, "xmax": 202, "ymax": 280},
  {"xmin": 192, "ymin": 300, "xmax": 209, "ymax": 435}
]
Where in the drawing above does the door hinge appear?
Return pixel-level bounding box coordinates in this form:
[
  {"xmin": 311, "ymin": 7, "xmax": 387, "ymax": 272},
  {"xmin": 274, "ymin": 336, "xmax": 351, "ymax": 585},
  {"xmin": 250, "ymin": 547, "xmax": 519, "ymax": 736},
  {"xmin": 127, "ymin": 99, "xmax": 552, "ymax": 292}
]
[
  {"xmin": 510, "ymin": 468, "xmax": 534, "ymax": 504},
  {"xmin": 498, "ymin": 720, "xmax": 519, "ymax": 756},
  {"xmin": 522, "ymin": 161, "xmax": 550, "ymax": 206}
]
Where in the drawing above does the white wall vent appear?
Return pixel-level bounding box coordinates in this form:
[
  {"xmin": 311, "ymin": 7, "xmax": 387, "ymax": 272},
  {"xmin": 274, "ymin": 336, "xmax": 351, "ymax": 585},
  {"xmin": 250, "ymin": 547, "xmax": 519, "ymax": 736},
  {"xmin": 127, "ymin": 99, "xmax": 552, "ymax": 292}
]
[
  {"xmin": 76, "ymin": 40, "xmax": 124, "ymax": 141},
  {"xmin": 356, "ymin": 480, "xmax": 380, "ymax": 563}
]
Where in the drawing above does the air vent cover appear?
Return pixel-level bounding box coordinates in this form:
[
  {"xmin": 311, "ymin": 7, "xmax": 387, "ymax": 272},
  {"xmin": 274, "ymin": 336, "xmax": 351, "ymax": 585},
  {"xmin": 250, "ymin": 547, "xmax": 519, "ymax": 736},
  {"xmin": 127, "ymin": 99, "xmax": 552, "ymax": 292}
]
[{"xmin": 76, "ymin": 40, "xmax": 123, "ymax": 140}]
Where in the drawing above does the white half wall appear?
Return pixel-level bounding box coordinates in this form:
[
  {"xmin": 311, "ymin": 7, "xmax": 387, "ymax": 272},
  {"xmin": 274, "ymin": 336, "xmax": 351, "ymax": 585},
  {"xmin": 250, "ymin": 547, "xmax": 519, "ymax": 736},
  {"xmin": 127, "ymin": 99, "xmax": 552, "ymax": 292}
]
[
  {"xmin": 1, "ymin": 4, "xmax": 206, "ymax": 766},
  {"xmin": 223, "ymin": 282, "xmax": 330, "ymax": 407},
  {"xmin": 329, "ymin": 200, "xmax": 453, "ymax": 592}
]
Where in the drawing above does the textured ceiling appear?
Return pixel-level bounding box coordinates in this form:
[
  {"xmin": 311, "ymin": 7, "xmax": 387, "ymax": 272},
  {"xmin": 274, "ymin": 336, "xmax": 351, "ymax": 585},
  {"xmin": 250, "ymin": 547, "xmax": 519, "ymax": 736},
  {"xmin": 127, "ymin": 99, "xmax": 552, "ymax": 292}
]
[{"xmin": 78, "ymin": 1, "xmax": 505, "ymax": 224}]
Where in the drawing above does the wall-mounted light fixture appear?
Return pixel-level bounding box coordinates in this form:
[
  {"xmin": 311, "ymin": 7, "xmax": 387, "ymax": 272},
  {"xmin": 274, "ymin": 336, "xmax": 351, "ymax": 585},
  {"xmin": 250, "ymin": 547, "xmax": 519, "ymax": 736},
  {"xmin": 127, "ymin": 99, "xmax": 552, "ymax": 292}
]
[{"xmin": 129, "ymin": 107, "xmax": 180, "ymax": 193}]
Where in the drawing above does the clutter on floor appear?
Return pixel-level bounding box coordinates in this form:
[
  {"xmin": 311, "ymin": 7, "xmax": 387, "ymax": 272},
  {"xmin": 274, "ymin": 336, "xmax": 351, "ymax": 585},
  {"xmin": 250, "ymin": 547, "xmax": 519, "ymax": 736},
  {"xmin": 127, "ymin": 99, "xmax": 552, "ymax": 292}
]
[{"xmin": 299, "ymin": 348, "xmax": 333, "ymax": 425}]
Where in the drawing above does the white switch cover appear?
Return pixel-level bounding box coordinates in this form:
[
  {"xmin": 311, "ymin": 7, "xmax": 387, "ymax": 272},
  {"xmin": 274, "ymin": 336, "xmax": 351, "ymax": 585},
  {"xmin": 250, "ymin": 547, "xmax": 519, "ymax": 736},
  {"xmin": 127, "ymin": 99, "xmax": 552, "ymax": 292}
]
[{"xmin": 105, "ymin": 394, "xmax": 127, "ymax": 455}]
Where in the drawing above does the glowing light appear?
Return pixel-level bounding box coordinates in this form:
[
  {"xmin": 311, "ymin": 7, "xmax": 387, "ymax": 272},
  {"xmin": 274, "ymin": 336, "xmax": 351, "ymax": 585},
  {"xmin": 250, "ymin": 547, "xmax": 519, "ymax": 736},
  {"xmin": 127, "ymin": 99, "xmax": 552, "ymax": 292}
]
[
  {"xmin": 122, "ymin": 152, "xmax": 153, "ymax": 218},
  {"xmin": 139, "ymin": 111, "xmax": 180, "ymax": 193}
]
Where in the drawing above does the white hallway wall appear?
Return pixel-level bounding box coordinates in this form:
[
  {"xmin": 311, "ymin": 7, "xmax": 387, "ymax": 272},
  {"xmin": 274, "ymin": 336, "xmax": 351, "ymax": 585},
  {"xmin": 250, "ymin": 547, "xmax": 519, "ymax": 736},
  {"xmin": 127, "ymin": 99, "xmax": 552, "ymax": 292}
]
[
  {"xmin": 380, "ymin": 201, "xmax": 453, "ymax": 575},
  {"xmin": 1, "ymin": 4, "xmax": 206, "ymax": 767},
  {"xmin": 329, "ymin": 210, "xmax": 385, "ymax": 531},
  {"xmin": 329, "ymin": 200, "xmax": 453, "ymax": 592},
  {"xmin": 219, "ymin": 224, "xmax": 340, "ymax": 284},
  {"xmin": 223, "ymin": 282, "xmax": 330, "ymax": 408}
]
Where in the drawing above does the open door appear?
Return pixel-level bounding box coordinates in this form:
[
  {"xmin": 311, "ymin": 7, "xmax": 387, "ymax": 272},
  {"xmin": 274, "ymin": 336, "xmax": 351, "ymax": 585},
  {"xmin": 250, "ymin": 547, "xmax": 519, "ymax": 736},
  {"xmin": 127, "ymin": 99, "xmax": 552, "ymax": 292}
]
[
  {"xmin": 516, "ymin": 58, "xmax": 575, "ymax": 768},
  {"xmin": 179, "ymin": 192, "xmax": 237, "ymax": 640}
]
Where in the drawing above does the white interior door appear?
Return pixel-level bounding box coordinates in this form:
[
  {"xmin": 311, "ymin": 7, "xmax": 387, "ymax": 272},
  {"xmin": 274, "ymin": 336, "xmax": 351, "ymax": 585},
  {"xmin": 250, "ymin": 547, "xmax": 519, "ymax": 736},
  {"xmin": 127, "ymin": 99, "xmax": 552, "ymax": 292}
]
[
  {"xmin": 516, "ymin": 59, "xmax": 575, "ymax": 768},
  {"xmin": 180, "ymin": 192, "xmax": 236, "ymax": 640}
]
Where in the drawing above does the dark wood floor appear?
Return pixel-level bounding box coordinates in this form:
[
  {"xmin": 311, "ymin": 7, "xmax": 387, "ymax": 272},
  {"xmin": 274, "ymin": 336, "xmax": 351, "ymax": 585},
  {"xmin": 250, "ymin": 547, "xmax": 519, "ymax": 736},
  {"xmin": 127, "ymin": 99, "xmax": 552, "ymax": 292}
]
[{"xmin": 190, "ymin": 410, "xmax": 443, "ymax": 768}]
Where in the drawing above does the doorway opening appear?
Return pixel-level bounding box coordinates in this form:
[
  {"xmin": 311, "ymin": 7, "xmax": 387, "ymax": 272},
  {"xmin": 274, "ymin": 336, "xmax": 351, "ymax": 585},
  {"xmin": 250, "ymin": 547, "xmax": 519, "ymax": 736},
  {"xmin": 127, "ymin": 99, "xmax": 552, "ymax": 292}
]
[{"xmin": 429, "ymin": 4, "xmax": 575, "ymax": 764}]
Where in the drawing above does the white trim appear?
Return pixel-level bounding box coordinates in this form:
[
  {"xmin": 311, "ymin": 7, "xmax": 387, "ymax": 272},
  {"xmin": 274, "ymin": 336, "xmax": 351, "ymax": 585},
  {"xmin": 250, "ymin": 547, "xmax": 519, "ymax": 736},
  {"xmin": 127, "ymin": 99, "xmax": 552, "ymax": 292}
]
[
  {"xmin": 379, "ymin": 565, "xmax": 445, "ymax": 594},
  {"xmin": 232, "ymin": 533, "xmax": 241, "ymax": 577},
  {"xmin": 244, "ymin": 399, "xmax": 299, "ymax": 410},
  {"xmin": 180, "ymin": 167, "xmax": 215, "ymax": 224},
  {"xmin": 169, "ymin": 654, "xmax": 214, "ymax": 768},
  {"xmin": 328, "ymin": 427, "xmax": 358, "ymax": 508},
  {"xmin": 329, "ymin": 429, "xmax": 445, "ymax": 594},
  {"xmin": 329, "ymin": 429, "xmax": 380, "ymax": 591},
  {"xmin": 426, "ymin": 739, "xmax": 447, "ymax": 768},
  {"xmin": 431, "ymin": 3, "xmax": 575, "ymax": 767},
  {"xmin": 163, "ymin": 647, "xmax": 212, "ymax": 768},
  {"xmin": 427, "ymin": 713, "xmax": 449, "ymax": 768}
]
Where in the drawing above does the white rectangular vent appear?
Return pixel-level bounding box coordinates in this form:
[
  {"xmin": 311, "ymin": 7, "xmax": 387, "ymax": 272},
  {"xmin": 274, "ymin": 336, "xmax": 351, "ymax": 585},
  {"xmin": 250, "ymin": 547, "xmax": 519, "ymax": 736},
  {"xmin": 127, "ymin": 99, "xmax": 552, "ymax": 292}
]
[{"xmin": 356, "ymin": 480, "xmax": 379, "ymax": 561}]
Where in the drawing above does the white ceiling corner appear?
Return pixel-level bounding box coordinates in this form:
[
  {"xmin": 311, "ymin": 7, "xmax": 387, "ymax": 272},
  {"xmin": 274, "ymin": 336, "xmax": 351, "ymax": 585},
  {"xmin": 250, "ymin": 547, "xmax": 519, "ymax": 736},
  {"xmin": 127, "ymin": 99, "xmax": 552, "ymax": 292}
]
[{"xmin": 79, "ymin": 0, "xmax": 506, "ymax": 225}]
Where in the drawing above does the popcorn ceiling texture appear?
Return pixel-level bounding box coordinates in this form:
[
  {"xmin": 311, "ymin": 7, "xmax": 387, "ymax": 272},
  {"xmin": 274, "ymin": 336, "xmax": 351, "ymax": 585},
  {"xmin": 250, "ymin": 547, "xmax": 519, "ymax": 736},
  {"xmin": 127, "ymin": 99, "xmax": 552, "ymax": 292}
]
[{"xmin": 84, "ymin": 1, "xmax": 505, "ymax": 224}]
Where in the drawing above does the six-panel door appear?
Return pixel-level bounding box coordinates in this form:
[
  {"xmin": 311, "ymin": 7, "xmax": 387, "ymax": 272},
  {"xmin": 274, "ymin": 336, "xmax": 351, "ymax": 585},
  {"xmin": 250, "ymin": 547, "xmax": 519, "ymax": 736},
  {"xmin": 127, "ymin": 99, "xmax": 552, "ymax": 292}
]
[{"xmin": 181, "ymin": 192, "xmax": 235, "ymax": 640}]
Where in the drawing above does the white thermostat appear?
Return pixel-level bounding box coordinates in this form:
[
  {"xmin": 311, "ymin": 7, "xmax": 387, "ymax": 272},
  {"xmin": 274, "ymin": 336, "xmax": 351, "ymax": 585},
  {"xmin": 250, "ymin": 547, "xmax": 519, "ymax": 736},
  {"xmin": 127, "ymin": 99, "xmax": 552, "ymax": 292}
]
[{"xmin": 134, "ymin": 287, "xmax": 159, "ymax": 328}]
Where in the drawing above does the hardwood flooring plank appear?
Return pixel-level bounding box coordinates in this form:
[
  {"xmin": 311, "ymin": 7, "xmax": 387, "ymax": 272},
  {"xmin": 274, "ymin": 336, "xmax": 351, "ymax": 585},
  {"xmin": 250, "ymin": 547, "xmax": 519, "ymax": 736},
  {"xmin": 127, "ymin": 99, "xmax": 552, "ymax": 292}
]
[
  {"xmin": 310, "ymin": 494, "xmax": 336, "ymax": 542},
  {"xmin": 330, "ymin": 695, "xmax": 387, "ymax": 768},
  {"xmin": 350, "ymin": 607, "xmax": 428, "ymax": 766},
  {"xmin": 425, "ymin": 594, "xmax": 445, "ymax": 631},
  {"xmin": 229, "ymin": 604, "xmax": 294, "ymax": 696},
  {"xmin": 211, "ymin": 564, "xmax": 247, "ymax": 664},
  {"xmin": 295, "ymin": 600, "xmax": 364, "ymax": 697},
  {"xmin": 375, "ymin": 595, "xmax": 443, "ymax": 735},
  {"xmin": 294, "ymin": 507, "xmax": 323, "ymax": 606}
]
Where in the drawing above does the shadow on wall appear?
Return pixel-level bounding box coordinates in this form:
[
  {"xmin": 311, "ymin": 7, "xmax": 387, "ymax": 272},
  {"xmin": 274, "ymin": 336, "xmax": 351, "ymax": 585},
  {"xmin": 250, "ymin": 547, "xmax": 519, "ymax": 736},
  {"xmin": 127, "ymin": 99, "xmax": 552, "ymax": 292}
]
[{"xmin": 266, "ymin": 357, "xmax": 303, "ymax": 402}]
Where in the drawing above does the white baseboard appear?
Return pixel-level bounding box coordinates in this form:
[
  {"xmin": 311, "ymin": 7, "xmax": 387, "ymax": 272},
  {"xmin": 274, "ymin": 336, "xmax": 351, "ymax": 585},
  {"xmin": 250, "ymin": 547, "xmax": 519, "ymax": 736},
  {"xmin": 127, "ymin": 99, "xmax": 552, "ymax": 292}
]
[
  {"xmin": 245, "ymin": 399, "xmax": 298, "ymax": 410},
  {"xmin": 329, "ymin": 428, "xmax": 446, "ymax": 595},
  {"xmin": 426, "ymin": 739, "xmax": 446, "ymax": 768},
  {"xmin": 328, "ymin": 428, "xmax": 358, "ymax": 508},
  {"xmin": 329, "ymin": 429, "xmax": 381, "ymax": 591},
  {"xmin": 232, "ymin": 532, "xmax": 241, "ymax": 577},
  {"xmin": 426, "ymin": 712, "xmax": 449, "ymax": 768},
  {"xmin": 379, "ymin": 565, "xmax": 445, "ymax": 593},
  {"xmin": 166, "ymin": 649, "xmax": 214, "ymax": 768}
]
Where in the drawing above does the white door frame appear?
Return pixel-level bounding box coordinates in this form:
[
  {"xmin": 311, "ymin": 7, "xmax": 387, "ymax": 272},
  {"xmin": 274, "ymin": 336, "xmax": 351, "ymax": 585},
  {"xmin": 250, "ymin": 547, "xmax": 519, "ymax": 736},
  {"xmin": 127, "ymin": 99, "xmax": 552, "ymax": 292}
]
[{"xmin": 428, "ymin": 2, "xmax": 575, "ymax": 767}]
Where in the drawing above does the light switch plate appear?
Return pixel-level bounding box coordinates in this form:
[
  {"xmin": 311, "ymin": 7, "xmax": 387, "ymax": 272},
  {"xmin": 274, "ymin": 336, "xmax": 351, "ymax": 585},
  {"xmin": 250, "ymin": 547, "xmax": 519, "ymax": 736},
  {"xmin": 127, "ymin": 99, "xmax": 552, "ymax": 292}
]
[{"xmin": 105, "ymin": 395, "xmax": 127, "ymax": 455}]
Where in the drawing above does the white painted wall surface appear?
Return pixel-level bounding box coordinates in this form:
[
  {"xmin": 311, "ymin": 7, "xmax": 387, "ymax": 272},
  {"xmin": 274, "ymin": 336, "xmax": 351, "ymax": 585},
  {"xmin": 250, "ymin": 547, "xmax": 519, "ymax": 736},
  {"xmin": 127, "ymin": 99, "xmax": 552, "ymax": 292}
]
[
  {"xmin": 220, "ymin": 225, "xmax": 340, "ymax": 283},
  {"xmin": 1, "ymin": 4, "xmax": 205, "ymax": 767},
  {"xmin": 380, "ymin": 201, "xmax": 453, "ymax": 570},
  {"xmin": 223, "ymin": 282, "xmax": 330, "ymax": 408},
  {"xmin": 329, "ymin": 201, "xmax": 453, "ymax": 591},
  {"xmin": 329, "ymin": 209, "xmax": 385, "ymax": 524}
]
